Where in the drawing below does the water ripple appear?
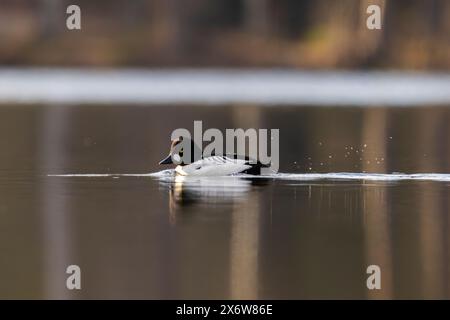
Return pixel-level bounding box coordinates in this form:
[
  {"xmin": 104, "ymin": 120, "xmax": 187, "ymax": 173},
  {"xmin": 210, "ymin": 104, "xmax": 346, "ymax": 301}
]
[{"xmin": 47, "ymin": 171, "xmax": 450, "ymax": 182}]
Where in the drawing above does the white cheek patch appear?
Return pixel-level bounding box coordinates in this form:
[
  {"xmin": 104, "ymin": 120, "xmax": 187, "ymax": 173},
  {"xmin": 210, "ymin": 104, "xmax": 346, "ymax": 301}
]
[{"xmin": 172, "ymin": 154, "xmax": 181, "ymax": 163}]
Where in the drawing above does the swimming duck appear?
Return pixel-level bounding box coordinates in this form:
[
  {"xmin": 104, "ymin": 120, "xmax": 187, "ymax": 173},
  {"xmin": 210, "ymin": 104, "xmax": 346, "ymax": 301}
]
[{"xmin": 159, "ymin": 137, "xmax": 269, "ymax": 176}]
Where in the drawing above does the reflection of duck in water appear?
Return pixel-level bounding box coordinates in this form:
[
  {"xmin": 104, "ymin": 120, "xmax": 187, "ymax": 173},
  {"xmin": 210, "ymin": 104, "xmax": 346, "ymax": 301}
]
[
  {"xmin": 158, "ymin": 175, "xmax": 271, "ymax": 224},
  {"xmin": 159, "ymin": 137, "xmax": 270, "ymax": 176}
]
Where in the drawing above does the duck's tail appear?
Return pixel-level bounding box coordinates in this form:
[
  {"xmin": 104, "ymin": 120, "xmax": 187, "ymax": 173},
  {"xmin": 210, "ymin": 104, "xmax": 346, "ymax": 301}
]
[{"xmin": 259, "ymin": 162, "xmax": 271, "ymax": 168}]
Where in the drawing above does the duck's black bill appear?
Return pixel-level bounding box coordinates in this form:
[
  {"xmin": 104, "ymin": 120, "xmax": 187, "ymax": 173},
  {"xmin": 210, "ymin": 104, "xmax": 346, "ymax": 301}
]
[{"xmin": 159, "ymin": 154, "xmax": 173, "ymax": 165}]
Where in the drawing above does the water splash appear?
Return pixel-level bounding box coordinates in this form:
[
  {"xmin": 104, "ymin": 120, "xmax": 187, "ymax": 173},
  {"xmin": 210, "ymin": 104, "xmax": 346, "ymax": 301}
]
[{"xmin": 267, "ymin": 172, "xmax": 450, "ymax": 182}]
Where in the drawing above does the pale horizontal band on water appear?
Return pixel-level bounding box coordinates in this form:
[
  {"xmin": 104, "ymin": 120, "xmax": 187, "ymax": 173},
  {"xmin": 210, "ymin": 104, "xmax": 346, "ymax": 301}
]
[
  {"xmin": 1, "ymin": 68, "xmax": 450, "ymax": 106},
  {"xmin": 47, "ymin": 171, "xmax": 450, "ymax": 182}
]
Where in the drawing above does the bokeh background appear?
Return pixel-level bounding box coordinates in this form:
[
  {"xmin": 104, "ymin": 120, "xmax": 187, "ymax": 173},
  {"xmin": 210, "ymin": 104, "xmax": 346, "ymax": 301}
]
[{"xmin": 1, "ymin": 0, "xmax": 449, "ymax": 69}]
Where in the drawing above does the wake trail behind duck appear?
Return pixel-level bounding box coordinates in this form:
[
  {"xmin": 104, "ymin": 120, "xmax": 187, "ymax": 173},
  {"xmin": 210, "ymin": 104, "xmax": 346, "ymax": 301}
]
[{"xmin": 46, "ymin": 171, "xmax": 450, "ymax": 182}]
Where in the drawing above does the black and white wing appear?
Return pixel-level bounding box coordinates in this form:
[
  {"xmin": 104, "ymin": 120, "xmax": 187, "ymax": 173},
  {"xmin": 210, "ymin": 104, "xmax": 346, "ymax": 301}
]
[{"xmin": 177, "ymin": 156, "xmax": 252, "ymax": 176}]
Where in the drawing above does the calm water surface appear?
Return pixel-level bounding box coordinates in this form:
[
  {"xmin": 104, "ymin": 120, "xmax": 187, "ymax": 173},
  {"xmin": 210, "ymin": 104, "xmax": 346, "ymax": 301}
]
[{"xmin": 0, "ymin": 104, "xmax": 449, "ymax": 299}]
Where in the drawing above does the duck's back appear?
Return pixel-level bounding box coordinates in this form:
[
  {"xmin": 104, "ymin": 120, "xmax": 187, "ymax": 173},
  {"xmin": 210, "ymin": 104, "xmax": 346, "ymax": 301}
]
[{"xmin": 176, "ymin": 156, "xmax": 264, "ymax": 176}]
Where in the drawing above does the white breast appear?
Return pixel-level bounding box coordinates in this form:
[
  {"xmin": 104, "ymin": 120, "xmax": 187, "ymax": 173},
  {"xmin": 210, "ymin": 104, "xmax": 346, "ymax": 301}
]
[{"xmin": 175, "ymin": 156, "xmax": 251, "ymax": 176}]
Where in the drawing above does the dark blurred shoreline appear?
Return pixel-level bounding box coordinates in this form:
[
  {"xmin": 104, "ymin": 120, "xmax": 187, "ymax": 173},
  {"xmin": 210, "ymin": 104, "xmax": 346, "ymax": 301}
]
[{"xmin": 1, "ymin": 0, "xmax": 449, "ymax": 70}]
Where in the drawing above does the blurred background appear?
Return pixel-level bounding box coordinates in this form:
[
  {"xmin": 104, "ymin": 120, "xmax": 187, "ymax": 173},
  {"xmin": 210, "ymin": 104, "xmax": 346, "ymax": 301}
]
[
  {"xmin": 1, "ymin": 0, "xmax": 450, "ymax": 300},
  {"xmin": 0, "ymin": 0, "xmax": 449, "ymax": 69}
]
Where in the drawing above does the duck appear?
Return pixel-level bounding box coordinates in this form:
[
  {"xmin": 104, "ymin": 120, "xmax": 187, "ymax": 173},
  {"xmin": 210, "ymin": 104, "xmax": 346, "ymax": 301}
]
[{"xmin": 159, "ymin": 137, "xmax": 269, "ymax": 176}]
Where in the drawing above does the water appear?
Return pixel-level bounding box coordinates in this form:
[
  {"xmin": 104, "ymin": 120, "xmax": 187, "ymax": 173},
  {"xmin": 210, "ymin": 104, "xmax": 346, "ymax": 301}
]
[
  {"xmin": 50, "ymin": 171, "xmax": 450, "ymax": 182},
  {"xmin": 1, "ymin": 103, "xmax": 449, "ymax": 299}
]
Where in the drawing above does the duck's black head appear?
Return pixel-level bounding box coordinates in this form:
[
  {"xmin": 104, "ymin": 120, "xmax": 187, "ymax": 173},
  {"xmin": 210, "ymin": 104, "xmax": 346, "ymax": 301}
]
[{"xmin": 158, "ymin": 136, "xmax": 200, "ymax": 166}]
